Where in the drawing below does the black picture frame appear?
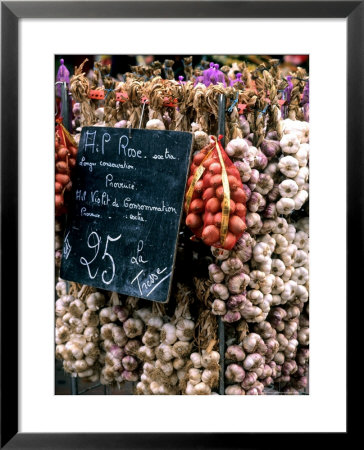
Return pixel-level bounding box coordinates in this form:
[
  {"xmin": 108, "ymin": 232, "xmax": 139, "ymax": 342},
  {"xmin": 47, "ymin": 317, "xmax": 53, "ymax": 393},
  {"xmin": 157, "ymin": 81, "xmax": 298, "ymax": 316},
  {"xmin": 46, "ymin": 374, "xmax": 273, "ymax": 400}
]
[{"xmin": 1, "ymin": 1, "xmax": 358, "ymax": 448}]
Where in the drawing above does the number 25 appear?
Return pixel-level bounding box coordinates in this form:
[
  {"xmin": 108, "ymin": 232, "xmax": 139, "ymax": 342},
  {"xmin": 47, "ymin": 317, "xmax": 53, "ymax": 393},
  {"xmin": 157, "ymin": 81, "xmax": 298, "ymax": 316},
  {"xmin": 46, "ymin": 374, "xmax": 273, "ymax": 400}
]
[{"xmin": 80, "ymin": 232, "xmax": 121, "ymax": 285}]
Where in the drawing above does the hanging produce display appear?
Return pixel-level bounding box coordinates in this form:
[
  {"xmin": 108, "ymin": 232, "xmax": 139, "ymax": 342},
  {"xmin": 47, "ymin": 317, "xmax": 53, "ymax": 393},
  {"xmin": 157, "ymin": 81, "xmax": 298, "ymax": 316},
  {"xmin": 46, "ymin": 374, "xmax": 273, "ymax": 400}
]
[
  {"xmin": 185, "ymin": 136, "xmax": 247, "ymax": 250},
  {"xmin": 55, "ymin": 120, "xmax": 78, "ymax": 216},
  {"xmin": 55, "ymin": 55, "xmax": 309, "ymax": 396}
]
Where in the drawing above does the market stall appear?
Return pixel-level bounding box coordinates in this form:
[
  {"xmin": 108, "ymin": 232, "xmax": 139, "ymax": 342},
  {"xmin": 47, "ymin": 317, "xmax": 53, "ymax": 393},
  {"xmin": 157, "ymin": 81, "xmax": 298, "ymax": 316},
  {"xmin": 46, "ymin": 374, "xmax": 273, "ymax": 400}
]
[{"xmin": 55, "ymin": 55, "xmax": 309, "ymax": 395}]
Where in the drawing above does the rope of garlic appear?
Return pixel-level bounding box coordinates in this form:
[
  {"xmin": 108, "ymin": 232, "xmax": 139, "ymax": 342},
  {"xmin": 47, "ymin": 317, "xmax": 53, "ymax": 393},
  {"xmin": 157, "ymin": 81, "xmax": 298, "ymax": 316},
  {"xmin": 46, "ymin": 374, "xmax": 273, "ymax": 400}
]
[
  {"xmin": 55, "ymin": 282, "xmax": 103, "ymax": 382},
  {"xmin": 136, "ymin": 286, "xmax": 195, "ymax": 395},
  {"xmin": 99, "ymin": 294, "xmax": 143, "ymax": 386}
]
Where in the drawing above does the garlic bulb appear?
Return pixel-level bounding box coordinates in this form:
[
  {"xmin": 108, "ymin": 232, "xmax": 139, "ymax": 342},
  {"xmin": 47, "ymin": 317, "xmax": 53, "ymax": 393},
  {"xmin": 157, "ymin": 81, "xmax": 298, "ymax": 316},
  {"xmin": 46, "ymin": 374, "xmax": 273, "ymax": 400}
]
[
  {"xmin": 293, "ymin": 190, "xmax": 308, "ymax": 210},
  {"xmin": 228, "ymin": 273, "xmax": 250, "ymax": 294},
  {"xmin": 211, "ymin": 246, "xmax": 230, "ymax": 260},
  {"xmin": 194, "ymin": 382, "xmax": 211, "ymax": 395},
  {"xmin": 226, "ymin": 137, "xmax": 249, "ymax": 158},
  {"xmin": 193, "ymin": 130, "xmax": 210, "ymax": 149},
  {"xmin": 278, "ymin": 156, "xmax": 300, "ymax": 178},
  {"xmin": 137, "ymin": 345, "xmax": 155, "ymax": 362},
  {"xmin": 56, "ymin": 280, "xmax": 67, "ymax": 297},
  {"xmin": 123, "ymin": 318, "xmax": 144, "ymax": 338},
  {"xmin": 190, "ymin": 352, "xmax": 202, "ymax": 368},
  {"xmin": 155, "ymin": 343, "xmax": 174, "ymax": 362},
  {"xmin": 185, "ymin": 381, "xmax": 196, "ymax": 395},
  {"xmin": 99, "ymin": 307, "xmax": 117, "ymax": 324},
  {"xmin": 291, "ymin": 267, "xmax": 309, "ymax": 285},
  {"xmin": 295, "ymin": 144, "xmax": 309, "ymax": 166},
  {"xmin": 160, "ymin": 323, "xmax": 177, "ymax": 345},
  {"xmin": 234, "ymin": 160, "xmax": 252, "ymax": 182},
  {"xmin": 142, "ymin": 328, "xmax": 160, "ymax": 348},
  {"xmin": 271, "ymin": 259, "xmax": 286, "ymax": 276},
  {"xmin": 210, "ymin": 283, "xmax": 229, "ymax": 300},
  {"xmin": 246, "ymin": 212, "xmax": 263, "ymax": 234},
  {"xmin": 176, "ymin": 318, "xmax": 195, "ymax": 341},
  {"xmin": 212, "ymin": 299, "xmax": 227, "ymax": 316},
  {"xmin": 208, "ymin": 264, "xmax": 225, "ymax": 283},
  {"xmin": 188, "ymin": 368, "xmax": 202, "ymax": 385},
  {"xmin": 280, "ymin": 133, "xmax": 300, "ymax": 154},
  {"xmin": 278, "ymin": 179, "xmax": 298, "ymax": 198},
  {"xmin": 83, "ymin": 326, "xmax": 99, "ymax": 343},
  {"xmin": 294, "ymin": 167, "xmax": 309, "ymax": 188},
  {"xmin": 253, "ymin": 242, "xmax": 271, "ymax": 263},
  {"xmin": 225, "ymin": 364, "xmax": 245, "ymax": 383},
  {"xmin": 201, "ymin": 350, "xmax": 220, "ymax": 369},
  {"xmin": 276, "ymin": 198, "xmax": 295, "ymax": 215},
  {"xmin": 100, "ymin": 323, "xmax": 116, "ymax": 340},
  {"xmin": 225, "ymin": 345, "xmax": 246, "ymax": 362},
  {"xmin": 255, "ymin": 174, "xmax": 274, "ymax": 196},
  {"xmin": 147, "ymin": 315, "xmax": 164, "ymax": 330},
  {"xmin": 86, "ymin": 292, "xmax": 105, "ymax": 311},
  {"xmin": 69, "ymin": 299, "xmax": 85, "ymax": 317},
  {"xmin": 225, "ymin": 385, "xmax": 243, "ymax": 395},
  {"xmin": 146, "ymin": 119, "xmax": 165, "ymax": 130},
  {"xmin": 173, "ymin": 357, "xmax": 186, "ymax": 370},
  {"xmin": 221, "ymin": 258, "xmax": 243, "ymax": 276},
  {"xmin": 171, "ymin": 341, "xmax": 191, "ymax": 359}
]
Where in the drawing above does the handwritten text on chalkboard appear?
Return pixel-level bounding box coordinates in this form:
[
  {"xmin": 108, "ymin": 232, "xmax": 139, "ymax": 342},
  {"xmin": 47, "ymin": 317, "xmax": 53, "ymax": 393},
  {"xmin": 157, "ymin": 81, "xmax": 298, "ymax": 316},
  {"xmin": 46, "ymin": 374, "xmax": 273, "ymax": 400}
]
[{"xmin": 60, "ymin": 127, "xmax": 193, "ymax": 303}]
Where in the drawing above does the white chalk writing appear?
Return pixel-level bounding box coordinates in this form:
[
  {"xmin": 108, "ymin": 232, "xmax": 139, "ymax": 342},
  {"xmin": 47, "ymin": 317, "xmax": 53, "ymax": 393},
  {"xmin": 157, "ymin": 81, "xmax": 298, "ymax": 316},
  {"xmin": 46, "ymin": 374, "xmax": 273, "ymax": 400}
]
[
  {"xmin": 123, "ymin": 198, "xmax": 177, "ymax": 214},
  {"xmin": 83, "ymin": 130, "xmax": 97, "ymax": 153},
  {"xmin": 101, "ymin": 132, "xmax": 111, "ymax": 155},
  {"xmin": 80, "ymin": 231, "xmax": 121, "ymax": 285},
  {"xmin": 80, "ymin": 207, "xmax": 101, "ymax": 218},
  {"xmin": 152, "ymin": 148, "xmax": 177, "ymax": 160},
  {"xmin": 131, "ymin": 240, "xmax": 148, "ymax": 266},
  {"xmin": 105, "ymin": 174, "xmax": 135, "ymax": 190},
  {"xmin": 63, "ymin": 231, "xmax": 72, "ymax": 259},
  {"xmin": 131, "ymin": 267, "xmax": 170, "ymax": 297},
  {"xmin": 99, "ymin": 160, "xmax": 134, "ymax": 170},
  {"xmin": 79, "ymin": 156, "xmax": 97, "ymax": 172}
]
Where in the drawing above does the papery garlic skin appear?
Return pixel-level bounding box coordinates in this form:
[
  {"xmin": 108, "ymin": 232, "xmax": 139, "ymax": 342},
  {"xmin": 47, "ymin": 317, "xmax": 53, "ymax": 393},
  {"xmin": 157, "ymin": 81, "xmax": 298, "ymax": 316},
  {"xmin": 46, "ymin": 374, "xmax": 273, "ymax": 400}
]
[
  {"xmin": 146, "ymin": 119, "xmax": 165, "ymax": 130},
  {"xmin": 212, "ymin": 299, "xmax": 227, "ymax": 316},
  {"xmin": 253, "ymin": 242, "xmax": 271, "ymax": 263},
  {"xmin": 226, "ymin": 137, "xmax": 250, "ymax": 159},
  {"xmin": 280, "ymin": 134, "xmax": 300, "ymax": 154},
  {"xmin": 295, "ymin": 144, "xmax": 309, "ymax": 167},
  {"xmin": 278, "ymin": 179, "xmax": 298, "ymax": 198},
  {"xmin": 278, "ymin": 156, "xmax": 300, "ymax": 178},
  {"xmin": 160, "ymin": 323, "xmax": 177, "ymax": 345},
  {"xmin": 293, "ymin": 190, "xmax": 309, "ymax": 210},
  {"xmin": 294, "ymin": 167, "xmax": 309, "ymax": 188},
  {"xmin": 276, "ymin": 198, "xmax": 295, "ymax": 215}
]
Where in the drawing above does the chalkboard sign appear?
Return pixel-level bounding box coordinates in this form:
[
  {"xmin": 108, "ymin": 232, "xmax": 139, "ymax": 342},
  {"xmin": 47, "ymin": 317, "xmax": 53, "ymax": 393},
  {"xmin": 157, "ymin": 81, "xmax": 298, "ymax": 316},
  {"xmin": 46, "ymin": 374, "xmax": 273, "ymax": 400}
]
[{"xmin": 60, "ymin": 127, "xmax": 193, "ymax": 303}]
